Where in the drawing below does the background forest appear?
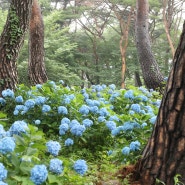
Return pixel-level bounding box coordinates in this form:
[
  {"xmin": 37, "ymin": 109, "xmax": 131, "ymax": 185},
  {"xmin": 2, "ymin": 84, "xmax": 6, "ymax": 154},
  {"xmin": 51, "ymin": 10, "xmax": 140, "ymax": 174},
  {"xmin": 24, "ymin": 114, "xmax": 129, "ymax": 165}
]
[{"xmin": 0, "ymin": 0, "xmax": 184, "ymax": 88}]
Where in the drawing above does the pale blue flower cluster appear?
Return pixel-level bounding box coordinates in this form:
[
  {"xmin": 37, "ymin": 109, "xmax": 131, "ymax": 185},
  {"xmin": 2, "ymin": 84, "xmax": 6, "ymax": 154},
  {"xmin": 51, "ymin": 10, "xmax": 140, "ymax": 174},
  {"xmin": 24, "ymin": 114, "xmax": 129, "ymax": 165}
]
[
  {"xmin": 70, "ymin": 124, "xmax": 86, "ymax": 137},
  {"xmin": 15, "ymin": 95, "xmax": 24, "ymax": 103},
  {"xmin": 63, "ymin": 94, "xmax": 75, "ymax": 104},
  {"xmin": 131, "ymin": 104, "xmax": 141, "ymax": 113},
  {"xmin": 136, "ymin": 95, "xmax": 148, "ymax": 102},
  {"xmin": 150, "ymin": 116, "xmax": 157, "ymax": 124},
  {"xmin": 24, "ymin": 99, "xmax": 35, "ymax": 109},
  {"xmin": 36, "ymin": 84, "xmax": 42, "ymax": 89},
  {"xmin": 129, "ymin": 141, "xmax": 141, "ymax": 151},
  {"xmin": 9, "ymin": 120, "xmax": 28, "ymax": 136},
  {"xmin": 64, "ymin": 138, "xmax": 74, "ymax": 146},
  {"xmin": 106, "ymin": 121, "xmax": 116, "ymax": 131},
  {"xmin": 2, "ymin": 89, "xmax": 14, "ymax": 98},
  {"xmin": 0, "ymin": 137, "xmax": 15, "ymax": 154},
  {"xmin": 82, "ymin": 119, "xmax": 93, "ymax": 128},
  {"xmin": 79, "ymin": 105, "xmax": 89, "ymax": 115},
  {"xmin": 0, "ymin": 125, "xmax": 6, "ymax": 139},
  {"xmin": 124, "ymin": 90, "xmax": 134, "ymax": 99},
  {"xmin": 99, "ymin": 107, "xmax": 109, "ymax": 117},
  {"xmin": 46, "ymin": 141, "xmax": 61, "ymax": 156},
  {"xmin": 49, "ymin": 158, "xmax": 63, "ymax": 174},
  {"xmin": 42, "ymin": 104, "xmax": 51, "ymax": 113},
  {"xmin": 59, "ymin": 123, "xmax": 69, "ymax": 135},
  {"xmin": 73, "ymin": 159, "xmax": 88, "ymax": 176},
  {"xmin": 0, "ymin": 181, "xmax": 8, "ymax": 185},
  {"xmin": 0, "ymin": 163, "xmax": 7, "ymax": 181},
  {"xmin": 109, "ymin": 84, "xmax": 116, "ymax": 90},
  {"xmin": 35, "ymin": 96, "xmax": 47, "ymax": 105},
  {"xmin": 0, "ymin": 98, "xmax": 6, "ymax": 106},
  {"xmin": 122, "ymin": 146, "xmax": 130, "ymax": 155},
  {"xmin": 30, "ymin": 165, "xmax": 48, "ymax": 185},
  {"xmin": 34, "ymin": 120, "xmax": 41, "ymax": 125},
  {"xmin": 58, "ymin": 106, "xmax": 68, "ymax": 114}
]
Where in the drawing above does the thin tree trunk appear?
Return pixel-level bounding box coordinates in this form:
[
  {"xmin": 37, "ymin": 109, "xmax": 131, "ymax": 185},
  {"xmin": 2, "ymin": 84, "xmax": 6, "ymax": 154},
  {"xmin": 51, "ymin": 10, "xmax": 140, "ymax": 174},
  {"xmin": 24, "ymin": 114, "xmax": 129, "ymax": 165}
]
[
  {"xmin": 136, "ymin": 20, "xmax": 185, "ymax": 185},
  {"xmin": 0, "ymin": 0, "xmax": 33, "ymax": 93},
  {"xmin": 28, "ymin": 0, "xmax": 48, "ymax": 85},
  {"xmin": 135, "ymin": 0, "xmax": 164, "ymax": 91}
]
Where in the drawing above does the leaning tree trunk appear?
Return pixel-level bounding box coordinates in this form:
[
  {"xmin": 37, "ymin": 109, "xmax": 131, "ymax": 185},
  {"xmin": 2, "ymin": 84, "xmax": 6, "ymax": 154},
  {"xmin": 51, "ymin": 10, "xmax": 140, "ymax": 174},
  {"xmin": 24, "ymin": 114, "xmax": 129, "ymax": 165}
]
[
  {"xmin": 28, "ymin": 0, "xmax": 48, "ymax": 85},
  {"xmin": 136, "ymin": 20, "xmax": 185, "ymax": 185},
  {"xmin": 0, "ymin": 0, "xmax": 33, "ymax": 94},
  {"xmin": 135, "ymin": 0, "xmax": 164, "ymax": 91}
]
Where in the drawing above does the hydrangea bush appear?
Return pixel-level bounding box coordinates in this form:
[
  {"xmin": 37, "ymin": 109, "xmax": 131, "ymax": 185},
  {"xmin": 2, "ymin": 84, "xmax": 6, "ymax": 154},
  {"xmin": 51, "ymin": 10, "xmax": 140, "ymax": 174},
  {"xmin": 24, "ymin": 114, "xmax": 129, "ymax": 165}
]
[{"xmin": 0, "ymin": 81, "xmax": 161, "ymax": 184}]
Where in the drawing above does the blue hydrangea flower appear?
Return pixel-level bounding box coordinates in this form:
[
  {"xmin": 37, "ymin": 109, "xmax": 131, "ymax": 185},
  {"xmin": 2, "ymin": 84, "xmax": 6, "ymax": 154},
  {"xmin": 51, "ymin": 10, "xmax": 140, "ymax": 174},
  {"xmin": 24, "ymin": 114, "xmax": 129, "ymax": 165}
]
[
  {"xmin": 137, "ymin": 95, "xmax": 148, "ymax": 102},
  {"xmin": 35, "ymin": 96, "xmax": 47, "ymax": 105},
  {"xmin": 0, "ymin": 98, "xmax": 6, "ymax": 106},
  {"xmin": 106, "ymin": 121, "xmax": 116, "ymax": 131},
  {"xmin": 0, "ymin": 163, "xmax": 7, "ymax": 181},
  {"xmin": 82, "ymin": 119, "xmax": 93, "ymax": 128},
  {"xmin": 2, "ymin": 89, "xmax": 14, "ymax": 98},
  {"xmin": 42, "ymin": 104, "xmax": 51, "ymax": 113},
  {"xmin": 0, "ymin": 125, "xmax": 6, "ymax": 139},
  {"xmin": 15, "ymin": 95, "xmax": 24, "ymax": 103},
  {"xmin": 122, "ymin": 146, "xmax": 130, "ymax": 155},
  {"xmin": 98, "ymin": 116, "xmax": 106, "ymax": 123},
  {"xmin": 36, "ymin": 84, "xmax": 42, "ymax": 89},
  {"xmin": 46, "ymin": 141, "xmax": 61, "ymax": 156},
  {"xmin": 95, "ymin": 85, "xmax": 103, "ymax": 92},
  {"xmin": 70, "ymin": 124, "xmax": 86, "ymax": 137},
  {"xmin": 141, "ymin": 122, "xmax": 147, "ymax": 128},
  {"xmin": 0, "ymin": 137, "xmax": 15, "ymax": 154},
  {"xmin": 89, "ymin": 106, "xmax": 99, "ymax": 113},
  {"xmin": 49, "ymin": 158, "xmax": 63, "ymax": 174},
  {"xmin": 24, "ymin": 99, "xmax": 35, "ymax": 109},
  {"xmin": 69, "ymin": 119, "xmax": 80, "ymax": 129},
  {"xmin": 64, "ymin": 138, "xmax": 74, "ymax": 146},
  {"xmin": 34, "ymin": 120, "xmax": 41, "ymax": 125},
  {"xmin": 86, "ymin": 99, "xmax": 94, "ymax": 106},
  {"xmin": 30, "ymin": 165, "xmax": 48, "ymax": 185},
  {"xmin": 79, "ymin": 105, "xmax": 89, "ymax": 115},
  {"xmin": 9, "ymin": 120, "xmax": 28, "ymax": 136},
  {"xmin": 58, "ymin": 106, "xmax": 68, "ymax": 115},
  {"xmin": 15, "ymin": 105, "xmax": 24, "ymax": 111},
  {"xmin": 99, "ymin": 108, "xmax": 109, "ymax": 117},
  {"xmin": 109, "ymin": 115, "xmax": 119, "ymax": 122},
  {"xmin": 124, "ymin": 90, "xmax": 134, "ymax": 99},
  {"xmin": 73, "ymin": 159, "xmax": 88, "ymax": 176},
  {"xmin": 131, "ymin": 104, "xmax": 141, "ymax": 113},
  {"xmin": 150, "ymin": 116, "xmax": 157, "ymax": 124},
  {"xmin": 59, "ymin": 123, "xmax": 69, "ymax": 135},
  {"xmin": 122, "ymin": 122, "xmax": 134, "ymax": 131},
  {"xmin": 0, "ymin": 181, "xmax": 8, "ymax": 185},
  {"xmin": 129, "ymin": 141, "xmax": 141, "ymax": 151},
  {"xmin": 107, "ymin": 150, "xmax": 113, "ymax": 156},
  {"xmin": 61, "ymin": 117, "xmax": 70, "ymax": 125},
  {"xmin": 83, "ymin": 93, "xmax": 89, "ymax": 100},
  {"xmin": 59, "ymin": 80, "xmax": 64, "ymax": 84},
  {"xmin": 13, "ymin": 109, "xmax": 19, "ymax": 115},
  {"xmin": 109, "ymin": 84, "xmax": 116, "ymax": 90}
]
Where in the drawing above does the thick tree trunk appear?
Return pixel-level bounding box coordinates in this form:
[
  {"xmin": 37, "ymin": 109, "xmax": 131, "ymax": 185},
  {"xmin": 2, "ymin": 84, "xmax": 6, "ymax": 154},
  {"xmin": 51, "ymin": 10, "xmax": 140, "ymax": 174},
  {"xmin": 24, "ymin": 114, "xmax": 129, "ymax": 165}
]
[
  {"xmin": 0, "ymin": 0, "xmax": 33, "ymax": 93},
  {"xmin": 135, "ymin": 0, "xmax": 164, "ymax": 91},
  {"xmin": 137, "ymin": 20, "xmax": 185, "ymax": 185},
  {"xmin": 28, "ymin": 0, "xmax": 48, "ymax": 85}
]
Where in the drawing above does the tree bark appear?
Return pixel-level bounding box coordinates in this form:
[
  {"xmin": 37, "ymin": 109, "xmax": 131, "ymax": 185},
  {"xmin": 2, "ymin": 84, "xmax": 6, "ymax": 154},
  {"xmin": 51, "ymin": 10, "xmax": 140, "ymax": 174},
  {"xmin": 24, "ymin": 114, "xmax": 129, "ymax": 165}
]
[
  {"xmin": 0, "ymin": 0, "xmax": 33, "ymax": 93},
  {"xmin": 28, "ymin": 0, "xmax": 48, "ymax": 85},
  {"xmin": 137, "ymin": 20, "xmax": 185, "ymax": 185},
  {"xmin": 135, "ymin": 0, "xmax": 164, "ymax": 91}
]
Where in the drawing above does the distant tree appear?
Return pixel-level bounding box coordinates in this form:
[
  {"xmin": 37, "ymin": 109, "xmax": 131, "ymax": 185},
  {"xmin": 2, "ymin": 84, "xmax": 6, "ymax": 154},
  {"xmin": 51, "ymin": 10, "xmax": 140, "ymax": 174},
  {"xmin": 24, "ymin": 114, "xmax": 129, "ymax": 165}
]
[
  {"xmin": 135, "ymin": 0, "xmax": 164, "ymax": 91},
  {"xmin": 0, "ymin": 0, "xmax": 33, "ymax": 94},
  {"xmin": 28, "ymin": 0, "xmax": 48, "ymax": 85}
]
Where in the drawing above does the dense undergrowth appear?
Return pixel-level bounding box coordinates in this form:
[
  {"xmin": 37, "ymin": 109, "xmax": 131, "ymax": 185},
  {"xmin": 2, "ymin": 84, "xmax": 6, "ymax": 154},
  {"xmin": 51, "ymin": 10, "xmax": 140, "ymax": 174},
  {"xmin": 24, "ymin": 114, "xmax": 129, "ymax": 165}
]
[{"xmin": 0, "ymin": 81, "xmax": 161, "ymax": 185}]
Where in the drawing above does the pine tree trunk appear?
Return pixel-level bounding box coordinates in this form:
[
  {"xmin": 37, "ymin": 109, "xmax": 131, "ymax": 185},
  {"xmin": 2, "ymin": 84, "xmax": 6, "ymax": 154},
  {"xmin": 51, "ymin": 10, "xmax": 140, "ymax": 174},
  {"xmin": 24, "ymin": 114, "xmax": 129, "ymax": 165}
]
[
  {"xmin": 0, "ymin": 0, "xmax": 33, "ymax": 93},
  {"xmin": 135, "ymin": 0, "xmax": 164, "ymax": 91},
  {"xmin": 137, "ymin": 20, "xmax": 185, "ymax": 185},
  {"xmin": 28, "ymin": 0, "xmax": 48, "ymax": 85}
]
